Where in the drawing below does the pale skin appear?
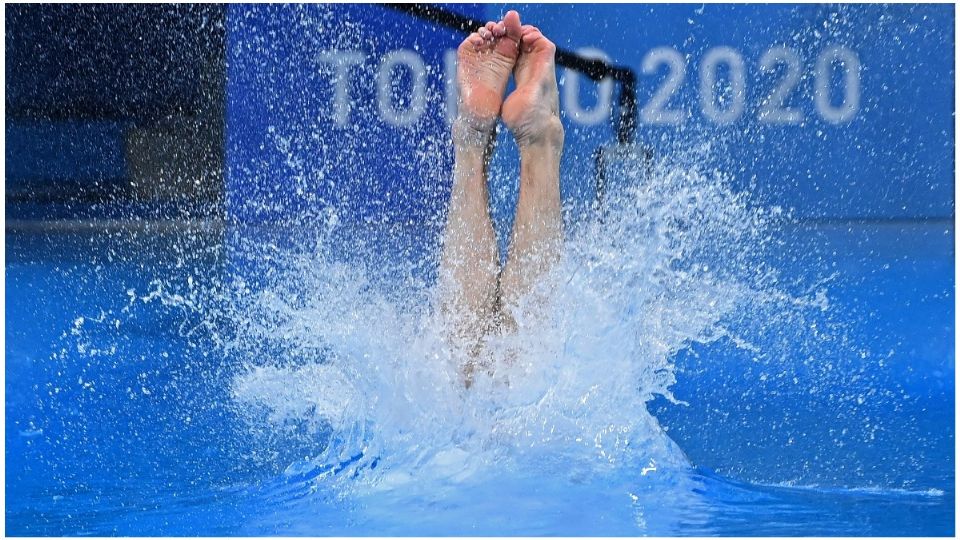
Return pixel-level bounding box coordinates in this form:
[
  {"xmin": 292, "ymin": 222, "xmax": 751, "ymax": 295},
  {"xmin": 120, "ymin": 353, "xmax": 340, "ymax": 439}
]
[{"xmin": 438, "ymin": 10, "xmax": 563, "ymax": 384}]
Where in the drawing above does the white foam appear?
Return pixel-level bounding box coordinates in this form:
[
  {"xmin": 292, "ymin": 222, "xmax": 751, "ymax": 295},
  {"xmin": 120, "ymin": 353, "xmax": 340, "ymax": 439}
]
[{"xmin": 227, "ymin": 158, "xmax": 788, "ymax": 491}]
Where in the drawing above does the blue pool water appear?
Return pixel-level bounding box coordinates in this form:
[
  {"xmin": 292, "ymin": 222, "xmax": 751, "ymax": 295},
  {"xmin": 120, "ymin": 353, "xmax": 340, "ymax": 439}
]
[
  {"xmin": 5, "ymin": 3, "xmax": 954, "ymax": 536},
  {"xmin": 6, "ymin": 193, "xmax": 954, "ymax": 535}
]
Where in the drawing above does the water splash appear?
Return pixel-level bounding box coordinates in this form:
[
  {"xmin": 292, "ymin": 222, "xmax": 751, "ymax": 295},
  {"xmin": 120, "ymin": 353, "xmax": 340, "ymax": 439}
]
[{"xmin": 225, "ymin": 154, "xmax": 803, "ymax": 494}]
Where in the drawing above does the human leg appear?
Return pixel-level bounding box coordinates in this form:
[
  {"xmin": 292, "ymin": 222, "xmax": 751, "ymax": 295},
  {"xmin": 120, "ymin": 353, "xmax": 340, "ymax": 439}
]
[
  {"xmin": 439, "ymin": 12, "xmax": 523, "ymax": 365},
  {"xmin": 498, "ymin": 25, "xmax": 565, "ymax": 322}
]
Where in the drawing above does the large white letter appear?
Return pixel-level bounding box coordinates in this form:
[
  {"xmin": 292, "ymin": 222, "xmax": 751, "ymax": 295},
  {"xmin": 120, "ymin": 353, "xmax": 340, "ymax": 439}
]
[
  {"xmin": 640, "ymin": 47, "xmax": 687, "ymax": 125},
  {"xmin": 699, "ymin": 46, "xmax": 746, "ymax": 124},
  {"xmin": 377, "ymin": 50, "xmax": 427, "ymax": 127},
  {"xmin": 815, "ymin": 45, "xmax": 860, "ymax": 124},
  {"xmin": 758, "ymin": 46, "xmax": 803, "ymax": 125},
  {"xmin": 562, "ymin": 47, "xmax": 613, "ymax": 126},
  {"xmin": 317, "ymin": 51, "xmax": 365, "ymax": 127}
]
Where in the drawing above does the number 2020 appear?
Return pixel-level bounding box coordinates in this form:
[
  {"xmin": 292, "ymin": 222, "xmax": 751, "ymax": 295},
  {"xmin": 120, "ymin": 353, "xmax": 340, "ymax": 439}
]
[{"xmin": 639, "ymin": 45, "xmax": 861, "ymax": 125}]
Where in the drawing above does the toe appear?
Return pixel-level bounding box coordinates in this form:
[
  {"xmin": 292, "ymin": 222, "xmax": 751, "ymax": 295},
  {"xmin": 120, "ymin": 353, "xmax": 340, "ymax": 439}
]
[
  {"xmin": 466, "ymin": 33, "xmax": 484, "ymax": 48},
  {"xmin": 502, "ymin": 9, "xmax": 520, "ymax": 40},
  {"xmin": 478, "ymin": 27, "xmax": 492, "ymax": 40},
  {"xmin": 503, "ymin": 10, "xmax": 522, "ymax": 42},
  {"xmin": 492, "ymin": 21, "xmax": 506, "ymax": 37},
  {"xmin": 519, "ymin": 25, "xmax": 551, "ymax": 53}
]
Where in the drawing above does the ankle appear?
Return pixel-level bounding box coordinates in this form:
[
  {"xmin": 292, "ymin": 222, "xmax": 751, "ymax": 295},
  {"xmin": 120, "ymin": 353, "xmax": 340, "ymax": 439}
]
[
  {"xmin": 516, "ymin": 116, "xmax": 564, "ymax": 152},
  {"xmin": 452, "ymin": 119, "xmax": 494, "ymax": 149}
]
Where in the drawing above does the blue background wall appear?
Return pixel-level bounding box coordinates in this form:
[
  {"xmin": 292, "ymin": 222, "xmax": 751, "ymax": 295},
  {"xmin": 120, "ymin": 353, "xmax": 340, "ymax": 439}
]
[{"xmin": 226, "ymin": 4, "xmax": 954, "ymax": 225}]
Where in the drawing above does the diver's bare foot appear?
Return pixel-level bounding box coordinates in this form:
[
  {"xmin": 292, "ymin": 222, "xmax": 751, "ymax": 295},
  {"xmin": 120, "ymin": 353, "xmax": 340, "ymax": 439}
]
[
  {"xmin": 454, "ymin": 10, "xmax": 522, "ymax": 141},
  {"xmin": 502, "ymin": 25, "xmax": 563, "ymax": 148}
]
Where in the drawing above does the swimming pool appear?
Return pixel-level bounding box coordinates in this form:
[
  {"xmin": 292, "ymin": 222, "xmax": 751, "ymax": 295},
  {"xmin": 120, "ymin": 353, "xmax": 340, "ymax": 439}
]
[
  {"xmin": 6, "ymin": 210, "xmax": 953, "ymax": 535},
  {"xmin": 5, "ymin": 3, "xmax": 955, "ymax": 536}
]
